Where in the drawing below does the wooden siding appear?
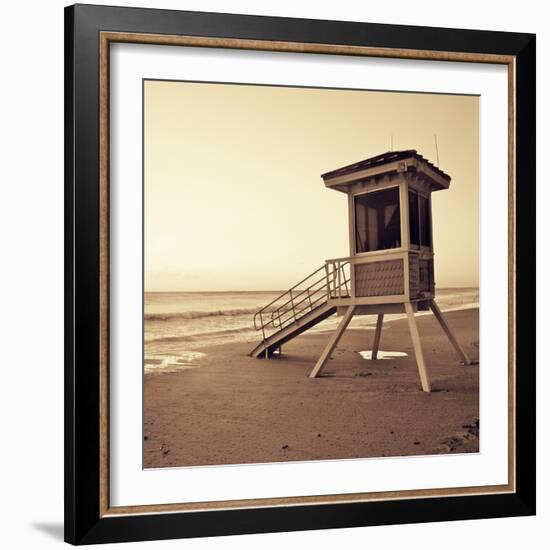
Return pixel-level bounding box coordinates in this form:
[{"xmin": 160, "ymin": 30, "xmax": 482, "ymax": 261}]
[
  {"xmin": 355, "ymin": 259, "xmax": 404, "ymax": 297},
  {"xmin": 409, "ymin": 253, "xmax": 420, "ymax": 298},
  {"xmin": 409, "ymin": 254, "xmax": 434, "ymax": 299}
]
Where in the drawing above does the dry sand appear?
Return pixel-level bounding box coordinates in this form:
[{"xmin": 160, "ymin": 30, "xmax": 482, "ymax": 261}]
[{"xmin": 144, "ymin": 308, "xmax": 479, "ymax": 468}]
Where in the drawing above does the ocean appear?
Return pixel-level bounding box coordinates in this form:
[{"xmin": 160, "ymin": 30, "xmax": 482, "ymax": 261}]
[{"xmin": 144, "ymin": 288, "xmax": 479, "ymax": 373}]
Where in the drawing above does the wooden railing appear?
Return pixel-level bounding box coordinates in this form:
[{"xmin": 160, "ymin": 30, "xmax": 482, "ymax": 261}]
[{"xmin": 253, "ymin": 260, "xmax": 350, "ymax": 342}]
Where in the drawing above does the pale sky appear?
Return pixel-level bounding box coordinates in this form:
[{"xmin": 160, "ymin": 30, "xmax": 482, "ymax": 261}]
[{"xmin": 144, "ymin": 80, "xmax": 479, "ymax": 292}]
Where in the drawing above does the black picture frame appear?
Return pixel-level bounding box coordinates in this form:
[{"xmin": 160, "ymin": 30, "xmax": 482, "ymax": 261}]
[{"xmin": 65, "ymin": 3, "xmax": 536, "ymax": 545}]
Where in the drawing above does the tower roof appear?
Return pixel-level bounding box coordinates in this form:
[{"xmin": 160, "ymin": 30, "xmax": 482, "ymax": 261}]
[{"xmin": 321, "ymin": 150, "xmax": 451, "ymax": 193}]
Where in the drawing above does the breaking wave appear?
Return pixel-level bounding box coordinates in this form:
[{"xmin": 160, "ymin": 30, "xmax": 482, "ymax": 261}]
[
  {"xmin": 145, "ymin": 308, "xmax": 259, "ymax": 321},
  {"xmin": 144, "ymin": 325, "xmax": 254, "ymax": 344}
]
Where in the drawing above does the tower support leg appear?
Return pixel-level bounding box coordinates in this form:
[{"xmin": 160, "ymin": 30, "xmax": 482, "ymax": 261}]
[
  {"xmin": 404, "ymin": 302, "xmax": 431, "ymax": 392},
  {"xmin": 429, "ymin": 300, "xmax": 472, "ymax": 365},
  {"xmin": 309, "ymin": 306, "xmax": 356, "ymax": 378},
  {"xmin": 372, "ymin": 314, "xmax": 384, "ymax": 360}
]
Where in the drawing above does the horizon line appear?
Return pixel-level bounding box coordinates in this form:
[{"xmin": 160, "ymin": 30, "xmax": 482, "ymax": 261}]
[{"xmin": 144, "ymin": 286, "xmax": 479, "ymax": 294}]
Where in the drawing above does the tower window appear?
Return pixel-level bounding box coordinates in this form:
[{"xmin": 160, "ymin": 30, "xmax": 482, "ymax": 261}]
[
  {"xmin": 408, "ymin": 190, "xmax": 420, "ymax": 246},
  {"xmin": 408, "ymin": 189, "xmax": 431, "ymax": 248},
  {"xmin": 354, "ymin": 187, "xmax": 401, "ymax": 253},
  {"xmin": 419, "ymin": 194, "xmax": 431, "ymax": 247}
]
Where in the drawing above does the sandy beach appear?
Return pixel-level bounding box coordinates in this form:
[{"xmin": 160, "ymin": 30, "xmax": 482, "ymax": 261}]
[{"xmin": 144, "ymin": 308, "xmax": 479, "ymax": 468}]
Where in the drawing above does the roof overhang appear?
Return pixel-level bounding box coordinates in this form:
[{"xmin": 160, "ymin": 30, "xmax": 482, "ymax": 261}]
[{"xmin": 321, "ymin": 151, "xmax": 451, "ymax": 194}]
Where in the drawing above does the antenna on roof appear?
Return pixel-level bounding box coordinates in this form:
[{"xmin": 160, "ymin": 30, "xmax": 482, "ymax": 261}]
[
  {"xmin": 390, "ymin": 134, "xmax": 394, "ymax": 151},
  {"xmin": 434, "ymin": 134, "xmax": 440, "ymax": 166}
]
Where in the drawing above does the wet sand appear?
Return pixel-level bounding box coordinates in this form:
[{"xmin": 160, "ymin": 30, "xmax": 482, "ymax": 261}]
[{"xmin": 144, "ymin": 308, "xmax": 479, "ymax": 468}]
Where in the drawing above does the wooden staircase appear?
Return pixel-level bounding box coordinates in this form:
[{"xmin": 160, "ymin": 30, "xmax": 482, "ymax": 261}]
[
  {"xmin": 249, "ymin": 303, "xmax": 337, "ymax": 358},
  {"xmin": 249, "ymin": 262, "xmax": 350, "ymax": 358}
]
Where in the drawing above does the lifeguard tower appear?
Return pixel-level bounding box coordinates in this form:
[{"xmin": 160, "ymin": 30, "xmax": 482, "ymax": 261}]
[{"xmin": 250, "ymin": 150, "xmax": 472, "ymax": 392}]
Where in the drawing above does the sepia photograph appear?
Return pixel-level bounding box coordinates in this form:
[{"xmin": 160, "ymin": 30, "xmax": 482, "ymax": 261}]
[
  {"xmin": 142, "ymin": 79, "xmax": 480, "ymax": 469},
  {"xmin": 59, "ymin": 3, "xmax": 537, "ymax": 545}
]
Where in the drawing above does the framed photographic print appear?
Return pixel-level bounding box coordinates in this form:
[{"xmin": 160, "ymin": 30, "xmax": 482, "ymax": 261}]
[{"xmin": 64, "ymin": 3, "xmax": 536, "ymax": 545}]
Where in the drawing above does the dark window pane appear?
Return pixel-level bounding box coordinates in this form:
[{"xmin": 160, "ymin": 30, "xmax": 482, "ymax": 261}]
[
  {"xmin": 408, "ymin": 190, "xmax": 419, "ymax": 246},
  {"xmin": 419, "ymin": 194, "xmax": 431, "ymax": 247},
  {"xmin": 354, "ymin": 187, "xmax": 401, "ymax": 253}
]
